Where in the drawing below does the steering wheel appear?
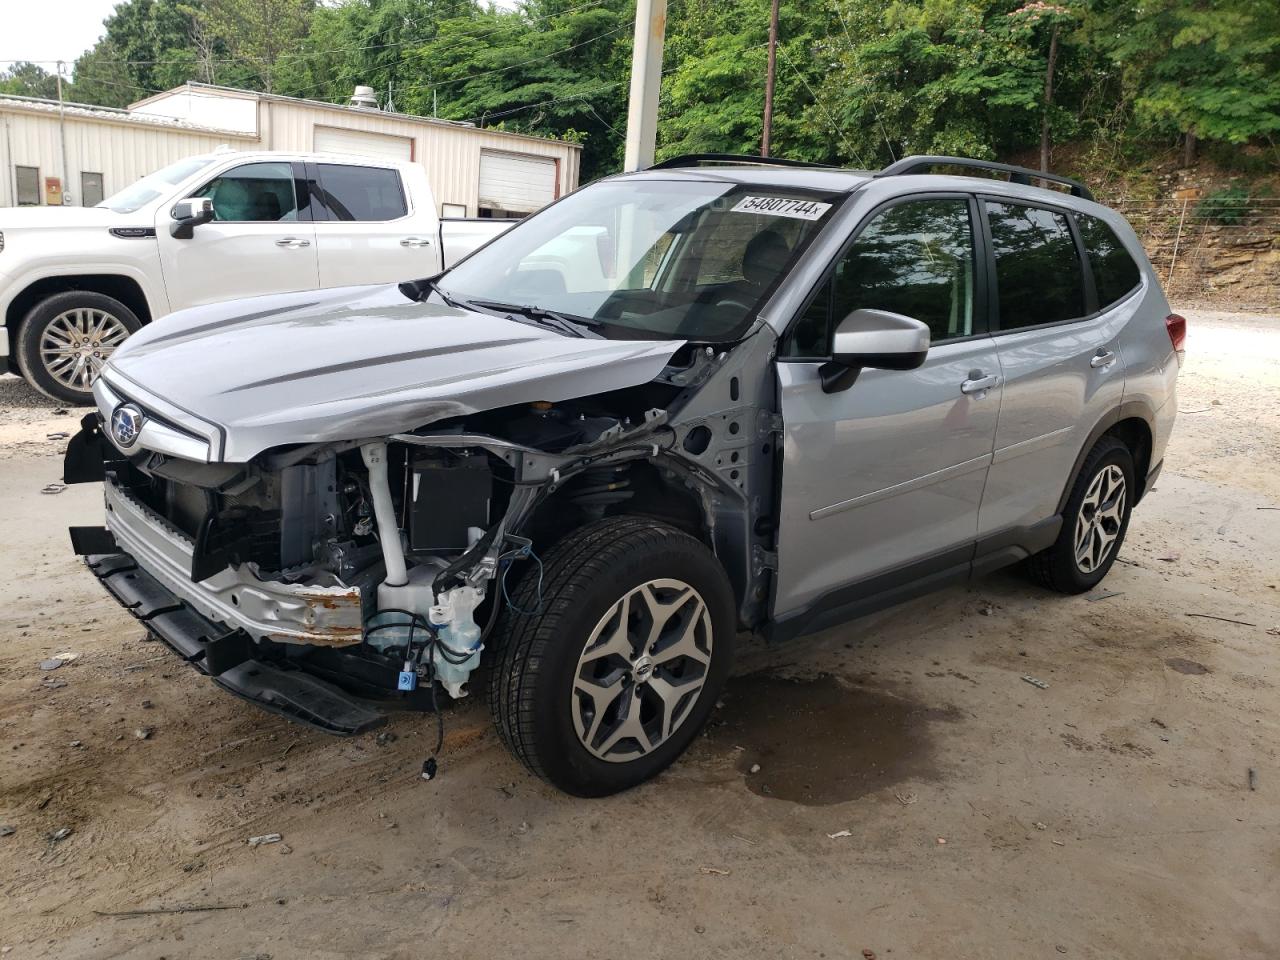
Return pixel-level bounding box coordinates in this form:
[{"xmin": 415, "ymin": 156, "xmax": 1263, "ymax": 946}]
[{"xmin": 713, "ymin": 298, "xmax": 753, "ymax": 312}]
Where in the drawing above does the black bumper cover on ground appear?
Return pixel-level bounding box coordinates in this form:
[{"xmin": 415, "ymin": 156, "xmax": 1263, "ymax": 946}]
[{"xmin": 82, "ymin": 548, "xmax": 387, "ymax": 735}]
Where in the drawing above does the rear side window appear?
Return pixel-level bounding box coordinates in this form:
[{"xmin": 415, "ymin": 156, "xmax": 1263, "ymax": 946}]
[
  {"xmin": 1077, "ymin": 214, "xmax": 1141, "ymax": 308},
  {"xmin": 315, "ymin": 164, "xmax": 407, "ymax": 221},
  {"xmin": 986, "ymin": 201, "xmax": 1085, "ymax": 329}
]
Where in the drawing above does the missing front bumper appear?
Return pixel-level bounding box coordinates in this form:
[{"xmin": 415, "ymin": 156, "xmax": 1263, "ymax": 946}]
[{"xmin": 81, "ymin": 549, "xmax": 386, "ymax": 735}]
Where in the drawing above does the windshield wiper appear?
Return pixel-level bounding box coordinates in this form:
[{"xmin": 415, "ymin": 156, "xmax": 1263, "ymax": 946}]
[{"xmin": 461, "ymin": 298, "xmax": 602, "ymax": 339}]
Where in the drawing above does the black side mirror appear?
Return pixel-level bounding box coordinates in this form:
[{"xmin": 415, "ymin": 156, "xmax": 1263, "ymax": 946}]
[
  {"xmin": 820, "ymin": 308, "xmax": 931, "ymax": 394},
  {"xmin": 170, "ymin": 197, "xmax": 215, "ymax": 239}
]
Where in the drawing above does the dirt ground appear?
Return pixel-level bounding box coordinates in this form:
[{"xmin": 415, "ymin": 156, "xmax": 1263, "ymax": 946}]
[{"xmin": 1, "ymin": 308, "xmax": 1277, "ymax": 960}]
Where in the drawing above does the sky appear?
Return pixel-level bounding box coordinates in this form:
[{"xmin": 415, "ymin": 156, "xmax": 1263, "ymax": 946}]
[{"xmin": 0, "ymin": 0, "xmax": 117, "ymax": 69}]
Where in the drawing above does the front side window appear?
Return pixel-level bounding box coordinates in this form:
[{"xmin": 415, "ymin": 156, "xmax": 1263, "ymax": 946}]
[
  {"xmin": 313, "ymin": 164, "xmax": 407, "ymax": 221},
  {"xmin": 192, "ymin": 161, "xmax": 299, "ymax": 222},
  {"xmin": 1077, "ymin": 213, "xmax": 1141, "ymax": 309},
  {"xmin": 439, "ymin": 179, "xmax": 841, "ymax": 342},
  {"xmin": 784, "ymin": 197, "xmax": 975, "ymax": 357},
  {"xmin": 986, "ymin": 201, "xmax": 1085, "ymax": 329}
]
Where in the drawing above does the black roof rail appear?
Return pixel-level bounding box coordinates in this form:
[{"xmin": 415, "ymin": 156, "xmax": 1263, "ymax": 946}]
[
  {"xmin": 877, "ymin": 155, "xmax": 1094, "ymax": 201},
  {"xmin": 648, "ymin": 153, "xmax": 827, "ymax": 171}
]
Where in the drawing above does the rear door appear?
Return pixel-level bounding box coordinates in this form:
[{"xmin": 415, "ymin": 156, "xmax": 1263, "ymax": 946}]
[
  {"xmin": 155, "ymin": 160, "xmax": 318, "ymax": 311},
  {"xmin": 773, "ymin": 195, "xmax": 1002, "ymax": 619},
  {"xmin": 976, "ymin": 199, "xmax": 1127, "ymax": 540},
  {"xmin": 308, "ymin": 161, "xmax": 439, "ymax": 287}
]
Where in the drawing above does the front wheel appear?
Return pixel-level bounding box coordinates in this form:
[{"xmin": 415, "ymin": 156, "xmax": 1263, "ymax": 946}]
[
  {"xmin": 488, "ymin": 517, "xmax": 736, "ymax": 797},
  {"xmin": 16, "ymin": 291, "xmax": 141, "ymax": 405},
  {"xmin": 1028, "ymin": 435, "xmax": 1135, "ymax": 593}
]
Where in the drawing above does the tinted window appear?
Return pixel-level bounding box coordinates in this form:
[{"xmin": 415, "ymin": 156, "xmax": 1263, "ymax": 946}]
[
  {"xmin": 315, "ymin": 164, "xmax": 407, "ymax": 221},
  {"xmin": 1077, "ymin": 214, "xmax": 1141, "ymax": 308},
  {"xmin": 194, "ymin": 162, "xmax": 298, "ymax": 222},
  {"xmin": 986, "ymin": 202, "xmax": 1085, "ymax": 328},
  {"xmin": 784, "ymin": 198, "xmax": 975, "ymax": 356}
]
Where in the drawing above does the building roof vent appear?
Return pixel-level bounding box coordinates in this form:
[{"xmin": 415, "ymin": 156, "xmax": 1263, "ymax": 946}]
[{"xmin": 348, "ymin": 86, "xmax": 379, "ymax": 110}]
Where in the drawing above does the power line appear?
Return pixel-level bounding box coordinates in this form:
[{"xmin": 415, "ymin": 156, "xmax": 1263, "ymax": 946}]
[{"xmin": 774, "ymin": 42, "xmax": 867, "ymax": 167}]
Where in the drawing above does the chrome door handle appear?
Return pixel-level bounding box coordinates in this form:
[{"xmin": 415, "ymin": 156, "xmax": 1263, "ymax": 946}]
[
  {"xmin": 275, "ymin": 237, "xmax": 311, "ymax": 248},
  {"xmin": 1090, "ymin": 349, "xmax": 1117, "ymax": 368},
  {"xmin": 961, "ymin": 374, "xmax": 1000, "ymax": 395},
  {"xmin": 400, "ymin": 237, "xmax": 433, "ymax": 248}
]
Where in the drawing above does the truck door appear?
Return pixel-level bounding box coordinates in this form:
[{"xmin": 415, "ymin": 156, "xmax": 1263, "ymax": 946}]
[
  {"xmin": 307, "ymin": 161, "xmax": 442, "ymax": 287},
  {"xmin": 772, "ymin": 195, "xmax": 1002, "ymax": 621},
  {"xmin": 155, "ymin": 160, "xmax": 318, "ymax": 311}
]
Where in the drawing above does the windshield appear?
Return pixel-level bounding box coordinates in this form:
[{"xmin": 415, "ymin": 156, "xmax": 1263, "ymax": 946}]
[
  {"xmin": 97, "ymin": 155, "xmax": 217, "ymax": 214},
  {"xmin": 439, "ymin": 178, "xmax": 842, "ymax": 341}
]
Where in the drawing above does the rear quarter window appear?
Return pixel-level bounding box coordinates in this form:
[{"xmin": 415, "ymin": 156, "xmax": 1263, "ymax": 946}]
[{"xmin": 1077, "ymin": 214, "xmax": 1142, "ymax": 308}]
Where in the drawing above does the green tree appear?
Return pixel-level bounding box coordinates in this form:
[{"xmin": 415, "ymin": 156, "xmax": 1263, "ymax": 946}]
[
  {"xmin": 0, "ymin": 62, "xmax": 61, "ymax": 100},
  {"xmin": 1087, "ymin": 0, "xmax": 1280, "ymax": 164},
  {"xmin": 202, "ymin": 0, "xmax": 315, "ymax": 93}
]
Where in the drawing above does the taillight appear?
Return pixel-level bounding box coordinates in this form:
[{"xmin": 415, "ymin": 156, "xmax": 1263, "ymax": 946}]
[{"xmin": 1166, "ymin": 313, "xmax": 1186, "ymax": 353}]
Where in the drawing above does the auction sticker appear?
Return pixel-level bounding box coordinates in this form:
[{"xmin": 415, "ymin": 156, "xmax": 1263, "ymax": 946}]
[{"xmin": 731, "ymin": 195, "xmax": 832, "ymax": 220}]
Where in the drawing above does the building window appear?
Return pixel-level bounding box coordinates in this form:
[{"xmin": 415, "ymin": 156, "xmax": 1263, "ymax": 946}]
[
  {"xmin": 15, "ymin": 166, "xmax": 40, "ymax": 206},
  {"xmin": 441, "ymin": 202, "xmax": 468, "ymax": 219},
  {"xmin": 81, "ymin": 171, "xmax": 104, "ymax": 207}
]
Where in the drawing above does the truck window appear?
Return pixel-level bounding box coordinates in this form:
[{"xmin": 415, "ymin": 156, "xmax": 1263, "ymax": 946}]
[
  {"xmin": 193, "ymin": 162, "xmax": 299, "ymax": 223},
  {"xmin": 313, "ymin": 164, "xmax": 408, "ymax": 222},
  {"xmin": 986, "ymin": 201, "xmax": 1086, "ymax": 329}
]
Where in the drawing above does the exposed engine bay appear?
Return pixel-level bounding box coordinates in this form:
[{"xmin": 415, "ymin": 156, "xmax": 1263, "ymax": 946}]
[{"xmin": 71, "ymin": 337, "xmax": 776, "ymax": 716}]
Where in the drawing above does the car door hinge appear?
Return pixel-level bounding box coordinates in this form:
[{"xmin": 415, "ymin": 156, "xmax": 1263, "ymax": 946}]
[
  {"xmin": 752, "ymin": 544, "xmax": 778, "ymax": 575},
  {"xmin": 758, "ymin": 411, "xmax": 784, "ymax": 437}
]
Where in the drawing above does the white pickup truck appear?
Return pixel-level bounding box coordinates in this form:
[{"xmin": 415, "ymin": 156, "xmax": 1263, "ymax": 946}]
[{"xmin": 0, "ymin": 150, "xmax": 513, "ymax": 403}]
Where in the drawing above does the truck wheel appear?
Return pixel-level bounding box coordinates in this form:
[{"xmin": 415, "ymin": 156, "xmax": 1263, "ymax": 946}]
[
  {"xmin": 1028, "ymin": 435, "xmax": 1135, "ymax": 594},
  {"xmin": 16, "ymin": 291, "xmax": 141, "ymax": 405},
  {"xmin": 489, "ymin": 517, "xmax": 735, "ymax": 797}
]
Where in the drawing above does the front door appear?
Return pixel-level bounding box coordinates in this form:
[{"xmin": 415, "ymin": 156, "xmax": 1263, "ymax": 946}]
[
  {"xmin": 155, "ymin": 160, "xmax": 318, "ymax": 312},
  {"xmin": 773, "ymin": 195, "xmax": 1002, "ymax": 620}
]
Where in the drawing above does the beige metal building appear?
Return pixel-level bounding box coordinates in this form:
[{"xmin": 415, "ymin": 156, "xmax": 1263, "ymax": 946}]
[{"xmin": 1, "ymin": 82, "xmax": 581, "ymax": 216}]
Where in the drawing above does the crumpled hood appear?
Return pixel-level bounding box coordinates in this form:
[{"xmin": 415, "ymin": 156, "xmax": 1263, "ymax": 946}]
[{"xmin": 103, "ymin": 284, "xmax": 685, "ymax": 463}]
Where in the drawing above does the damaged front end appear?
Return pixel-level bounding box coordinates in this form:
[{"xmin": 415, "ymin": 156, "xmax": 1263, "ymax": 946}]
[{"xmin": 67, "ymin": 336, "xmax": 773, "ymax": 734}]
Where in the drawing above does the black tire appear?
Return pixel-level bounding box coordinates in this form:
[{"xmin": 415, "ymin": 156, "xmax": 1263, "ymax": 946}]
[
  {"xmin": 1028, "ymin": 435, "xmax": 1135, "ymax": 594},
  {"xmin": 488, "ymin": 517, "xmax": 736, "ymax": 797},
  {"xmin": 16, "ymin": 291, "xmax": 142, "ymax": 405}
]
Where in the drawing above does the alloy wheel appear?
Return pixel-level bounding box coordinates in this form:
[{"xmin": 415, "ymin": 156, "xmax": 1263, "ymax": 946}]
[
  {"xmin": 1073, "ymin": 464, "xmax": 1126, "ymax": 574},
  {"xmin": 571, "ymin": 578, "xmax": 713, "ymax": 763},
  {"xmin": 40, "ymin": 307, "xmax": 130, "ymax": 393}
]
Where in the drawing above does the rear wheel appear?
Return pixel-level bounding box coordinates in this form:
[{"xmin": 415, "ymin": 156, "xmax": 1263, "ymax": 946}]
[
  {"xmin": 488, "ymin": 517, "xmax": 735, "ymax": 797},
  {"xmin": 16, "ymin": 291, "xmax": 141, "ymax": 405},
  {"xmin": 1028, "ymin": 435, "xmax": 1135, "ymax": 593}
]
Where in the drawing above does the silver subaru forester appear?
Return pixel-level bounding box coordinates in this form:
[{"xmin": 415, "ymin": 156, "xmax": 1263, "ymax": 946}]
[{"xmin": 65, "ymin": 154, "xmax": 1182, "ymax": 796}]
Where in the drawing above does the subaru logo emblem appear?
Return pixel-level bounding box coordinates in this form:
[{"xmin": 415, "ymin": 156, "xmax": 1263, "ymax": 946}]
[{"xmin": 110, "ymin": 404, "xmax": 145, "ymax": 449}]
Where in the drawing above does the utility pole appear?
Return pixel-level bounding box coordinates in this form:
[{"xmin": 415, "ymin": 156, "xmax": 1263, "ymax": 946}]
[
  {"xmin": 761, "ymin": 0, "xmax": 779, "ymax": 157},
  {"xmin": 623, "ymin": 0, "xmax": 667, "ymax": 171},
  {"xmin": 56, "ymin": 60, "xmax": 69, "ymax": 205}
]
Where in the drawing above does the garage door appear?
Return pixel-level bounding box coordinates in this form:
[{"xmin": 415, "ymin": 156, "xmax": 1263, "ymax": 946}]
[
  {"xmin": 478, "ymin": 151, "xmax": 558, "ymax": 214},
  {"xmin": 313, "ymin": 126, "xmax": 413, "ymax": 162}
]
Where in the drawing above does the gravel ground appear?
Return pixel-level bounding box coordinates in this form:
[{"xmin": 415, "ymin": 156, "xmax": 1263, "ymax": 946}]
[{"xmin": 0, "ymin": 308, "xmax": 1277, "ymax": 959}]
